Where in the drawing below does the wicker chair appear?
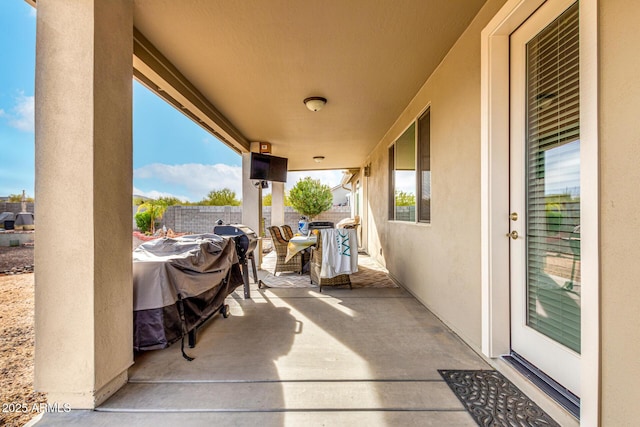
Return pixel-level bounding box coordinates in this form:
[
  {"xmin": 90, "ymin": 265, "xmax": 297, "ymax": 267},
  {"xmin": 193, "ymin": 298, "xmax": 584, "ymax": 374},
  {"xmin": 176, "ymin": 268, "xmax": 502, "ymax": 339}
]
[
  {"xmin": 310, "ymin": 230, "xmax": 352, "ymax": 292},
  {"xmin": 268, "ymin": 226, "xmax": 303, "ymax": 275},
  {"xmin": 281, "ymin": 224, "xmax": 294, "ymax": 241}
]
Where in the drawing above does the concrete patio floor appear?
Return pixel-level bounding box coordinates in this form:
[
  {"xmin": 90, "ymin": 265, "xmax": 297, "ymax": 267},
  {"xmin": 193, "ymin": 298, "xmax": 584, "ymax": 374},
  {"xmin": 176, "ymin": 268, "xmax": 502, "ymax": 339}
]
[{"xmin": 33, "ymin": 271, "xmax": 490, "ymax": 426}]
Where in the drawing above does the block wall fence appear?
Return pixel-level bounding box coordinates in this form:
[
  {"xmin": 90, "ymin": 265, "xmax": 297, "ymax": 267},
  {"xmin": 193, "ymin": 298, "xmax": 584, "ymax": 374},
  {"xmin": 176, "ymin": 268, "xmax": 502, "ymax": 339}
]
[{"xmin": 157, "ymin": 205, "xmax": 352, "ymax": 235}]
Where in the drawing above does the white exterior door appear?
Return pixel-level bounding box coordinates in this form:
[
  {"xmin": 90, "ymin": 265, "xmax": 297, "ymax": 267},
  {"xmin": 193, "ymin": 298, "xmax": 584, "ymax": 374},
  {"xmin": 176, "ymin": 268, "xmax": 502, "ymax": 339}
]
[{"xmin": 509, "ymin": 0, "xmax": 581, "ymax": 396}]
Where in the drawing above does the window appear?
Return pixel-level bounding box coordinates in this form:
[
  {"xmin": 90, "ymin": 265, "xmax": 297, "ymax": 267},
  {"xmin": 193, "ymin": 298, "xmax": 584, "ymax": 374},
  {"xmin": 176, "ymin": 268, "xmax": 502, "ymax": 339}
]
[
  {"xmin": 389, "ymin": 123, "xmax": 416, "ymax": 221},
  {"xmin": 417, "ymin": 109, "xmax": 431, "ymax": 222},
  {"xmin": 388, "ymin": 146, "xmax": 395, "ymax": 220},
  {"xmin": 388, "ymin": 109, "xmax": 431, "ymax": 222}
]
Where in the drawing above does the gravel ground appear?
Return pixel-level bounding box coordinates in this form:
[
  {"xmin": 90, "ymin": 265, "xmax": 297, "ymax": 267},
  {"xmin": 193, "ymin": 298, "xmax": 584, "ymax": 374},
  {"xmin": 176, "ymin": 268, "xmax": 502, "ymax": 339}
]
[
  {"xmin": 0, "ymin": 246, "xmax": 34, "ymax": 274},
  {"xmin": 0, "ymin": 271, "xmax": 44, "ymax": 427},
  {"xmin": 1, "ymin": 246, "xmax": 43, "ymax": 426}
]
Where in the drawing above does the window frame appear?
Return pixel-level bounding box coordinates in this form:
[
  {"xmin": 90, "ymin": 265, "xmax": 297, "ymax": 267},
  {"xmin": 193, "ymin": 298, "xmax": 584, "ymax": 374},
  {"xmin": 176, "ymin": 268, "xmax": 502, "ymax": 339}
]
[
  {"xmin": 388, "ymin": 106, "xmax": 431, "ymax": 223},
  {"xmin": 417, "ymin": 107, "xmax": 431, "ymax": 223},
  {"xmin": 388, "ymin": 122, "xmax": 416, "ymax": 222}
]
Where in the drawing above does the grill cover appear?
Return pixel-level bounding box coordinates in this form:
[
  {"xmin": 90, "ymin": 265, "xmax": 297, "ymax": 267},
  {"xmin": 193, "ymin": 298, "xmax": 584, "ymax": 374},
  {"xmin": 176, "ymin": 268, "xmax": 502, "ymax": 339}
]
[{"xmin": 133, "ymin": 234, "xmax": 243, "ymax": 351}]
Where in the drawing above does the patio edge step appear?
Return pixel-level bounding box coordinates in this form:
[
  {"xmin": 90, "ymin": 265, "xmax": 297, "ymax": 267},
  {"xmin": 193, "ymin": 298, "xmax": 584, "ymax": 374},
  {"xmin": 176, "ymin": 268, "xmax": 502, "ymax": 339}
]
[{"xmin": 98, "ymin": 380, "xmax": 464, "ymax": 412}]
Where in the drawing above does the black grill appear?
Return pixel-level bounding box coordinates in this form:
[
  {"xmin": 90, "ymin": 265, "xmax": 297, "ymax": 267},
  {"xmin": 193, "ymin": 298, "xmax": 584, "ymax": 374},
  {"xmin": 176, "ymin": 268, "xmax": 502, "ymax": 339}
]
[
  {"xmin": 213, "ymin": 224, "xmax": 257, "ymax": 263},
  {"xmin": 213, "ymin": 224, "xmax": 258, "ymax": 299},
  {"xmin": 308, "ymin": 221, "xmax": 334, "ymax": 232}
]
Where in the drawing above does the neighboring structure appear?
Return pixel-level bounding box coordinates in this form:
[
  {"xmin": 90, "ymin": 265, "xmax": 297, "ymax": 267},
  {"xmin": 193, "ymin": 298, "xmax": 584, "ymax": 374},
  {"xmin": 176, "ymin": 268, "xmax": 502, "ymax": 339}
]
[
  {"xmin": 0, "ymin": 202, "xmax": 35, "ymax": 215},
  {"xmin": 31, "ymin": 0, "xmax": 639, "ymax": 425},
  {"xmin": 330, "ymin": 185, "xmax": 350, "ymax": 206}
]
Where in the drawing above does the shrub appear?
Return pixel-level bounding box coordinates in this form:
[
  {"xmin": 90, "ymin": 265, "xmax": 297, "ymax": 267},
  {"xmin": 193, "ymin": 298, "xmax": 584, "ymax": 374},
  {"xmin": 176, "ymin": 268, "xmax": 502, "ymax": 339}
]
[{"xmin": 135, "ymin": 210, "xmax": 158, "ymax": 234}]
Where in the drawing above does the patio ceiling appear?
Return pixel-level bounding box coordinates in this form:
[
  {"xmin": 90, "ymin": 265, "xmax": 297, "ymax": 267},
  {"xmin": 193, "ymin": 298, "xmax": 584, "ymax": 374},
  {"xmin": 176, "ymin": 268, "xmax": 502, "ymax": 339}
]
[{"xmin": 132, "ymin": 0, "xmax": 488, "ymax": 171}]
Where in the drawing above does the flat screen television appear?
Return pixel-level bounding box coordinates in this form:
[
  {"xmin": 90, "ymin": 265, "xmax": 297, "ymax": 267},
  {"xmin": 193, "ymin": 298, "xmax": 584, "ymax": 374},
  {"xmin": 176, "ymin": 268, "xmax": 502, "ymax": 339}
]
[{"xmin": 250, "ymin": 153, "xmax": 288, "ymax": 183}]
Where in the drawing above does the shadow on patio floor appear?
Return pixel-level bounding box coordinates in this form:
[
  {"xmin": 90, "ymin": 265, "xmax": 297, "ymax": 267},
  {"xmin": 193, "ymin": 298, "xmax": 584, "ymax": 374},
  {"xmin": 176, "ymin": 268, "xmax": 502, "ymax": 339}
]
[{"xmin": 33, "ymin": 264, "xmax": 488, "ymax": 426}]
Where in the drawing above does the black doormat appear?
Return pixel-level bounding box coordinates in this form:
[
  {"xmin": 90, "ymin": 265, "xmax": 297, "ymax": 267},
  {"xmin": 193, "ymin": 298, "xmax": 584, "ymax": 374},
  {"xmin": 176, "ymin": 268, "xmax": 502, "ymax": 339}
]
[{"xmin": 439, "ymin": 370, "xmax": 560, "ymax": 427}]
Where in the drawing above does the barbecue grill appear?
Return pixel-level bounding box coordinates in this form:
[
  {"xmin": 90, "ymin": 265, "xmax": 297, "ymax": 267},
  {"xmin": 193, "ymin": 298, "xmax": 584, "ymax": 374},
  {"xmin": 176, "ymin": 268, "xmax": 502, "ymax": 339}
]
[
  {"xmin": 308, "ymin": 221, "xmax": 334, "ymax": 232},
  {"xmin": 213, "ymin": 223, "xmax": 259, "ymax": 299}
]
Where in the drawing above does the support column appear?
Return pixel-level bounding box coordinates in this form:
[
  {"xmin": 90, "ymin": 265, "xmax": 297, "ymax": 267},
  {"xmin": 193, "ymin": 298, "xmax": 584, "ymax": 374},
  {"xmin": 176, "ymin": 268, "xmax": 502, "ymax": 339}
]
[
  {"xmin": 34, "ymin": 0, "xmax": 133, "ymax": 408},
  {"xmin": 242, "ymin": 144, "xmax": 262, "ymax": 266},
  {"xmin": 271, "ymin": 181, "xmax": 285, "ymax": 227}
]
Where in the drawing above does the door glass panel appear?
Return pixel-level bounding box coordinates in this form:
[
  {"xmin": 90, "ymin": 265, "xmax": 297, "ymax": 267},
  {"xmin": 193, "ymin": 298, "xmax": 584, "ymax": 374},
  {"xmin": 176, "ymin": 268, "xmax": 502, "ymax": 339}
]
[{"xmin": 525, "ymin": 2, "xmax": 580, "ymax": 353}]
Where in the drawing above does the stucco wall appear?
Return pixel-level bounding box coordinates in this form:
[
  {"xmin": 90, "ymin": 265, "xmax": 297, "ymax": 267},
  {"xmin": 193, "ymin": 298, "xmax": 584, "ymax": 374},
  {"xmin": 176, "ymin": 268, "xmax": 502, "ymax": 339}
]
[
  {"xmin": 364, "ymin": 0, "xmax": 507, "ymax": 348},
  {"xmin": 600, "ymin": 0, "xmax": 640, "ymax": 423}
]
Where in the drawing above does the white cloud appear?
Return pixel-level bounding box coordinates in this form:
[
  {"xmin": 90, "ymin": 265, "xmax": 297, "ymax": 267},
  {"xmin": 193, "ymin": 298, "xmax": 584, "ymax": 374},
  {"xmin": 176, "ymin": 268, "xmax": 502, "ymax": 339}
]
[
  {"xmin": 132, "ymin": 187, "xmax": 191, "ymax": 202},
  {"xmin": 286, "ymin": 170, "xmax": 345, "ymax": 191},
  {"xmin": 133, "ymin": 165, "xmax": 348, "ymax": 202},
  {"xmin": 134, "ymin": 163, "xmax": 243, "ymax": 201},
  {"xmin": 1, "ymin": 93, "xmax": 34, "ymax": 132},
  {"xmin": 394, "ymin": 171, "xmax": 416, "ymax": 194}
]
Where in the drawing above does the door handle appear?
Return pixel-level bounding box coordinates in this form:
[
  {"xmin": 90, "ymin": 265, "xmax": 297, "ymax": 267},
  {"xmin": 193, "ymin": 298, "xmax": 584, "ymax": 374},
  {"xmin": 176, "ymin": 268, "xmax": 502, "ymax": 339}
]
[{"xmin": 507, "ymin": 230, "xmax": 519, "ymax": 240}]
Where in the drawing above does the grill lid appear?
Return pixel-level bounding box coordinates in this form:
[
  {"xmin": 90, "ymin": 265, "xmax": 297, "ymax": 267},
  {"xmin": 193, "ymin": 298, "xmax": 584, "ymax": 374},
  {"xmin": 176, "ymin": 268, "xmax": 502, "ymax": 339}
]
[
  {"xmin": 213, "ymin": 224, "xmax": 257, "ymax": 238},
  {"xmin": 213, "ymin": 224, "xmax": 258, "ymax": 262}
]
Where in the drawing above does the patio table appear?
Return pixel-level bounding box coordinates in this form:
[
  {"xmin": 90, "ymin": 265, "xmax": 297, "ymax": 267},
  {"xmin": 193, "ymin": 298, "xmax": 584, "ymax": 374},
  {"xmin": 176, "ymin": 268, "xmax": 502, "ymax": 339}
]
[{"xmin": 285, "ymin": 234, "xmax": 317, "ymax": 263}]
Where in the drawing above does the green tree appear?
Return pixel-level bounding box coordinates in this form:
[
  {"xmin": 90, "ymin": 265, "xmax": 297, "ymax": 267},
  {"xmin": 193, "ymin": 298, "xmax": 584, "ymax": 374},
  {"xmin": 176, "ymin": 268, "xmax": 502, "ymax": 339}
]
[
  {"xmin": 201, "ymin": 188, "xmax": 241, "ymax": 206},
  {"xmin": 262, "ymin": 193, "xmax": 291, "ymax": 207},
  {"xmin": 135, "ymin": 198, "xmax": 169, "ymax": 234},
  {"xmin": 288, "ymin": 177, "xmax": 333, "ymax": 219},
  {"xmin": 545, "ymin": 192, "xmax": 578, "ymax": 235},
  {"xmin": 133, "ymin": 195, "xmax": 185, "ymax": 206},
  {"xmin": 8, "ymin": 193, "xmax": 34, "ymax": 203},
  {"xmin": 395, "ymin": 190, "xmax": 415, "ymax": 207},
  {"xmin": 156, "ymin": 196, "xmax": 183, "ymax": 206},
  {"xmin": 133, "ymin": 196, "xmax": 147, "ymax": 206}
]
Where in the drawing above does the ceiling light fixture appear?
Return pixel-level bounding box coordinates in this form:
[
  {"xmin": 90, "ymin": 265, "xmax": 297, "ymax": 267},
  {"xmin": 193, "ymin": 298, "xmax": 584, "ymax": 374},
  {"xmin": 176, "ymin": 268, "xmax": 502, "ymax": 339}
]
[
  {"xmin": 304, "ymin": 97, "xmax": 327, "ymax": 112},
  {"xmin": 313, "ymin": 156, "xmax": 325, "ymax": 163}
]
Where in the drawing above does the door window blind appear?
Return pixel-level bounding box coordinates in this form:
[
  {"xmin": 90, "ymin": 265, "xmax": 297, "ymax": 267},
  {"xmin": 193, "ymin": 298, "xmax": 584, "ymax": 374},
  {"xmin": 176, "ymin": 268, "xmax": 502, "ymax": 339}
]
[{"xmin": 525, "ymin": 2, "xmax": 581, "ymax": 353}]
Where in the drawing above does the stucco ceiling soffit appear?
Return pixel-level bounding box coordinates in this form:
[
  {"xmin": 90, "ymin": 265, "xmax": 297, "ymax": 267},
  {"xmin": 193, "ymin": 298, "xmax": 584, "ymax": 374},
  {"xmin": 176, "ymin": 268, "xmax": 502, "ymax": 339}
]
[
  {"xmin": 131, "ymin": 0, "xmax": 489, "ymax": 170},
  {"xmin": 132, "ymin": 28, "xmax": 250, "ymax": 153}
]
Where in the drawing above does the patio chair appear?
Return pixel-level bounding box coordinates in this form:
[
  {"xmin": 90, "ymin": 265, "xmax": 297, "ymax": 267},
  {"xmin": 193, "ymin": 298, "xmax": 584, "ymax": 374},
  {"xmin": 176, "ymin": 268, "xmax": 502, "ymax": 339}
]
[
  {"xmin": 268, "ymin": 226, "xmax": 304, "ymax": 275},
  {"xmin": 281, "ymin": 224, "xmax": 294, "ymax": 241},
  {"xmin": 310, "ymin": 230, "xmax": 352, "ymax": 292}
]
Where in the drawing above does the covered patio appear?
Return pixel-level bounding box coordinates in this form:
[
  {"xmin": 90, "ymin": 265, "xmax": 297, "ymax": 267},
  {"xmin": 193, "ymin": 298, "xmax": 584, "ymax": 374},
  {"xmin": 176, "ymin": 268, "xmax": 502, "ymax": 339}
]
[
  {"xmin": 32, "ymin": 247, "xmax": 576, "ymax": 426},
  {"xmin": 34, "ymin": 281, "xmax": 490, "ymax": 426},
  {"xmin": 27, "ymin": 0, "xmax": 640, "ymax": 425}
]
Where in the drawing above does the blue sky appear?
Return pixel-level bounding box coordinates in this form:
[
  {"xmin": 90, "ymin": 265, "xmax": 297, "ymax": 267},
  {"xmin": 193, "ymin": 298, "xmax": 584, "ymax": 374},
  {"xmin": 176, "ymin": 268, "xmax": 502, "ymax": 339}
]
[
  {"xmin": 132, "ymin": 81, "xmax": 244, "ymax": 201},
  {"xmin": 0, "ymin": 1, "xmax": 342, "ymax": 203},
  {"xmin": 0, "ymin": 1, "xmax": 36, "ymax": 198}
]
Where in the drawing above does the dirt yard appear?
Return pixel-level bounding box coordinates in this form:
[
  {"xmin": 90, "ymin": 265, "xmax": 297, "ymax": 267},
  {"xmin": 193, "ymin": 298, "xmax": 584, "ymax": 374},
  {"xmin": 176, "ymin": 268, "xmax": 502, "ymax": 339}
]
[
  {"xmin": 0, "ymin": 246, "xmax": 45, "ymax": 427},
  {"xmin": 0, "ymin": 246, "xmax": 34, "ymax": 274}
]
